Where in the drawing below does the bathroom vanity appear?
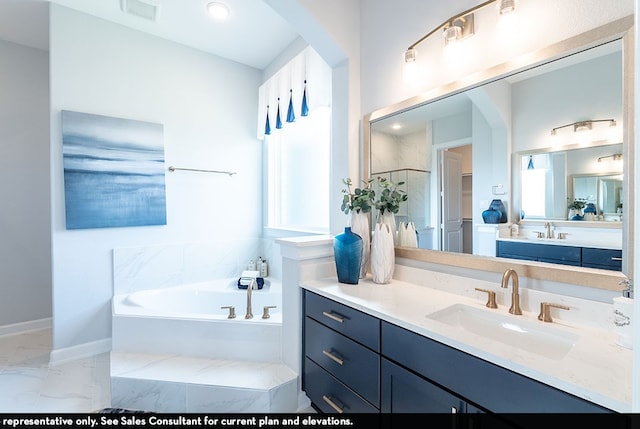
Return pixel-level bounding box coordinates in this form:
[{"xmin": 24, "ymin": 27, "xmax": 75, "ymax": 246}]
[
  {"xmin": 496, "ymin": 239, "xmax": 622, "ymax": 270},
  {"xmin": 299, "ymin": 274, "xmax": 632, "ymax": 415}
]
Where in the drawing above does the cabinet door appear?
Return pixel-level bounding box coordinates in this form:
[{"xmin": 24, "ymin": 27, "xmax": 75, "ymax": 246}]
[{"xmin": 381, "ymin": 358, "xmax": 465, "ymax": 414}]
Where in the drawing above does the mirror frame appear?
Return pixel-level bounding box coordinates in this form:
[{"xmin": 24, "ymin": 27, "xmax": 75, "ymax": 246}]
[{"xmin": 363, "ymin": 16, "xmax": 633, "ymax": 291}]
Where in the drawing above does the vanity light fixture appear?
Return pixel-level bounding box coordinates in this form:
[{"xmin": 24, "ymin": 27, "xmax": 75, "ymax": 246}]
[
  {"xmin": 403, "ymin": 0, "xmax": 516, "ymax": 64},
  {"xmin": 597, "ymin": 154, "xmax": 623, "ymax": 163},
  {"xmin": 550, "ymin": 119, "xmax": 616, "ymax": 136}
]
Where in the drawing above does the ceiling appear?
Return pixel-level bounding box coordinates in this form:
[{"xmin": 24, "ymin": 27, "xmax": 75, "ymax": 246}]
[{"xmin": 0, "ymin": 0, "xmax": 300, "ymax": 70}]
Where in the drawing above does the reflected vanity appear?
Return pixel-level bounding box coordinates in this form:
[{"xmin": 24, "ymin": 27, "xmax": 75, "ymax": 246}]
[{"xmin": 363, "ymin": 17, "xmax": 633, "ymax": 291}]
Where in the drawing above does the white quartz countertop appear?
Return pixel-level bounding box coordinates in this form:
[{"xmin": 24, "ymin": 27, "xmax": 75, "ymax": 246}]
[{"xmin": 300, "ymin": 276, "xmax": 632, "ymax": 412}]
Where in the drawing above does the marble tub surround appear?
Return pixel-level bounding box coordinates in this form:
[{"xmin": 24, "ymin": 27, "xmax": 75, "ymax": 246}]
[
  {"xmin": 110, "ymin": 352, "xmax": 297, "ymax": 413},
  {"xmin": 113, "ymin": 241, "xmax": 262, "ymax": 295},
  {"xmin": 300, "ymin": 271, "xmax": 633, "ymax": 412}
]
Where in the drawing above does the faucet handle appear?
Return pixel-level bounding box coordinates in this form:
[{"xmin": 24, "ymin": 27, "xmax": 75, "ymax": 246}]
[
  {"xmin": 475, "ymin": 288, "xmax": 498, "ymax": 309},
  {"xmin": 262, "ymin": 305, "xmax": 277, "ymax": 319},
  {"xmin": 537, "ymin": 302, "xmax": 570, "ymax": 323},
  {"xmin": 221, "ymin": 306, "xmax": 236, "ymax": 319}
]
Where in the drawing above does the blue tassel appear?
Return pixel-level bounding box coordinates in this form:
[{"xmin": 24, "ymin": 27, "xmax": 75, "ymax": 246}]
[
  {"xmin": 276, "ymin": 98, "xmax": 283, "ymax": 129},
  {"xmin": 527, "ymin": 155, "xmax": 534, "ymax": 170},
  {"xmin": 287, "ymin": 89, "xmax": 295, "ymax": 123},
  {"xmin": 264, "ymin": 106, "xmax": 271, "ymax": 135},
  {"xmin": 301, "ymin": 80, "xmax": 309, "ymax": 117}
]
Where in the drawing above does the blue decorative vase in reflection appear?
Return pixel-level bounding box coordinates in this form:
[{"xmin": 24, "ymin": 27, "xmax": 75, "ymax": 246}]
[
  {"xmin": 584, "ymin": 203, "xmax": 596, "ymax": 214},
  {"xmin": 488, "ymin": 199, "xmax": 508, "ymax": 223},
  {"xmin": 482, "ymin": 208, "xmax": 501, "ymax": 224},
  {"xmin": 333, "ymin": 227, "xmax": 363, "ymax": 285}
]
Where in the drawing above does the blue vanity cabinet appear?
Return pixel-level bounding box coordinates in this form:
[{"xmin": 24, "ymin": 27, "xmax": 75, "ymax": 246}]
[
  {"xmin": 381, "ymin": 321, "xmax": 612, "ymax": 413},
  {"xmin": 302, "ymin": 291, "xmax": 381, "ymax": 413},
  {"xmin": 303, "ymin": 290, "xmax": 612, "ymax": 415},
  {"xmin": 496, "ymin": 241, "xmax": 581, "ymax": 266},
  {"xmin": 582, "ymin": 247, "xmax": 623, "ymax": 271},
  {"xmin": 497, "ymin": 240, "xmax": 622, "ymax": 271}
]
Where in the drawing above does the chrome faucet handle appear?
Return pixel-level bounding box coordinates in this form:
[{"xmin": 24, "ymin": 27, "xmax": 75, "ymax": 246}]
[
  {"xmin": 535, "ymin": 231, "xmax": 545, "ymax": 238},
  {"xmin": 475, "ymin": 288, "xmax": 498, "ymax": 309},
  {"xmin": 262, "ymin": 305, "xmax": 277, "ymax": 319},
  {"xmin": 221, "ymin": 306, "xmax": 236, "ymax": 319},
  {"xmin": 537, "ymin": 302, "xmax": 570, "ymax": 323}
]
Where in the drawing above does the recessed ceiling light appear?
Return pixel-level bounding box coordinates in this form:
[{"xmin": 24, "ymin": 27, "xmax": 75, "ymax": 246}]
[{"xmin": 207, "ymin": 2, "xmax": 230, "ymax": 20}]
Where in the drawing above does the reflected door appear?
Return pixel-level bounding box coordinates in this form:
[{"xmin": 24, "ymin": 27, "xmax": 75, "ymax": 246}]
[{"xmin": 441, "ymin": 150, "xmax": 463, "ymax": 252}]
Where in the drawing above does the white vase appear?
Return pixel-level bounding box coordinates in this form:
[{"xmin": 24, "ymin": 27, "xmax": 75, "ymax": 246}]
[
  {"xmin": 371, "ymin": 222, "xmax": 395, "ymax": 284},
  {"xmin": 349, "ymin": 210, "xmax": 370, "ymax": 278},
  {"xmin": 378, "ymin": 210, "xmax": 397, "ymax": 245},
  {"xmin": 398, "ymin": 221, "xmax": 418, "ymax": 248}
]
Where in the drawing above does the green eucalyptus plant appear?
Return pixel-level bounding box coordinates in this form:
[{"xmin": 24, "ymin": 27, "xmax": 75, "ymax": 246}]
[
  {"xmin": 341, "ymin": 178, "xmax": 375, "ymax": 214},
  {"xmin": 375, "ymin": 177, "xmax": 408, "ymax": 215},
  {"xmin": 567, "ymin": 198, "xmax": 587, "ymax": 210}
]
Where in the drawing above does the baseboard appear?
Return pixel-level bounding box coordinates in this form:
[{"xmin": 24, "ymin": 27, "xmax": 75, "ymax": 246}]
[
  {"xmin": 49, "ymin": 337, "xmax": 112, "ymax": 366},
  {"xmin": 0, "ymin": 318, "xmax": 52, "ymax": 337}
]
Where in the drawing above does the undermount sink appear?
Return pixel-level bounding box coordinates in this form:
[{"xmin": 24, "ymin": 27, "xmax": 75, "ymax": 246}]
[{"xmin": 427, "ymin": 304, "xmax": 579, "ymax": 360}]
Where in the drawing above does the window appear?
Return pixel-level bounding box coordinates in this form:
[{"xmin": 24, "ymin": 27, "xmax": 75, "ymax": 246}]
[{"xmin": 258, "ymin": 47, "xmax": 331, "ymax": 233}]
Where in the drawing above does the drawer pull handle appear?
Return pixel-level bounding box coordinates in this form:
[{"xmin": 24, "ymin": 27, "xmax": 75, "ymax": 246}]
[
  {"xmin": 322, "ymin": 311, "xmax": 345, "ymax": 323},
  {"xmin": 322, "ymin": 395, "xmax": 344, "ymax": 414},
  {"xmin": 611, "ymin": 257, "xmax": 623, "ymax": 261},
  {"xmin": 322, "ymin": 350, "xmax": 344, "ymax": 365}
]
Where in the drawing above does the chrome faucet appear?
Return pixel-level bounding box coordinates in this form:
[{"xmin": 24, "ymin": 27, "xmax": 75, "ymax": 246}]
[
  {"xmin": 242, "ymin": 277, "xmax": 255, "ymax": 319},
  {"xmin": 501, "ymin": 269, "xmax": 522, "ymax": 315},
  {"xmin": 544, "ymin": 222, "xmax": 554, "ymax": 239}
]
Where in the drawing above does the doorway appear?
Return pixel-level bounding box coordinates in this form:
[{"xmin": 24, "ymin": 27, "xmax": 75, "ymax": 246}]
[{"xmin": 438, "ymin": 144, "xmax": 473, "ymax": 253}]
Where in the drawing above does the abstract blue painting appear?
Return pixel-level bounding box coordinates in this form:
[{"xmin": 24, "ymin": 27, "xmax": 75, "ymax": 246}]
[{"xmin": 62, "ymin": 110, "xmax": 167, "ymax": 229}]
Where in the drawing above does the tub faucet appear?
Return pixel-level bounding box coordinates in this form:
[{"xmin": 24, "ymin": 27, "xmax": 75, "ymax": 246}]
[
  {"xmin": 501, "ymin": 269, "xmax": 522, "ymax": 315},
  {"xmin": 243, "ymin": 277, "xmax": 255, "ymax": 319}
]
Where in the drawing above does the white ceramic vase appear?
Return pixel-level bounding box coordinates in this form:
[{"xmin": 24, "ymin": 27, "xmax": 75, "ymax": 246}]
[
  {"xmin": 398, "ymin": 221, "xmax": 418, "ymax": 248},
  {"xmin": 378, "ymin": 210, "xmax": 397, "ymax": 245},
  {"xmin": 350, "ymin": 210, "xmax": 370, "ymax": 278},
  {"xmin": 371, "ymin": 222, "xmax": 395, "ymax": 284}
]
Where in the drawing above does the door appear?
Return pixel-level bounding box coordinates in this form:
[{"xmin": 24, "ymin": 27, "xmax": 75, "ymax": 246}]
[{"xmin": 441, "ymin": 150, "xmax": 463, "ymax": 252}]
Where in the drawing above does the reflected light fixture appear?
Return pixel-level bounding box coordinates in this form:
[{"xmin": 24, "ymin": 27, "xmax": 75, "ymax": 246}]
[
  {"xmin": 207, "ymin": 2, "xmax": 230, "ymax": 20},
  {"xmin": 403, "ymin": 0, "xmax": 516, "ymax": 65},
  {"xmin": 550, "ymin": 119, "xmax": 616, "ymax": 136}
]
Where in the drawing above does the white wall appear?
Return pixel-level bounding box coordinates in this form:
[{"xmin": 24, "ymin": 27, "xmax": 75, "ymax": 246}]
[
  {"xmin": 49, "ymin": 5, "xmax": 263, "ymax": 351},
  {"xmin": 0, "ymin": 39, "xmax": 51, "ymax": 326}
]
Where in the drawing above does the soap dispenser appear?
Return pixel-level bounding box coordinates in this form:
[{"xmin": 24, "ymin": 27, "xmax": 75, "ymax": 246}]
[{"xmin": 613, "ymin": 279, "xmax": 633, "ymax": 349}]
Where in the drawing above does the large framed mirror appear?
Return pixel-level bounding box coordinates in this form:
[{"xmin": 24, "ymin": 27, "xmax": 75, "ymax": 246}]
[{"xmin": 363, "ymin": 16, "xmax": 633, "ymax": 291}]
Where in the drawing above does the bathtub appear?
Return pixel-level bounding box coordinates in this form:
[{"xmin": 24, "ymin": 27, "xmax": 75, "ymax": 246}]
[{"xmin": 111, "ymin": 278, "xmax": 283, "ymax": 362}]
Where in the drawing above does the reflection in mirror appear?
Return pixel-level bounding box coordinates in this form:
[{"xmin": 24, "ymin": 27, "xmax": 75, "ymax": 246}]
[
  {"xmin": 365, "ymin": 17, "xmax": 633, "ymax": 288},
  {"xmin": 520, "ymin": 143, "xmax": 624, "ymax": 221}
]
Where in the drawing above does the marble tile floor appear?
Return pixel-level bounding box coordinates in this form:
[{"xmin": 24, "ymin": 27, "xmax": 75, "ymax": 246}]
[
  {"xmin": 0, "ymin": 328, "xmax": 111, "ymax": 413},
  {"xmin": 0, "ymin": 328, "xmax": 315, "ymax": 414}
]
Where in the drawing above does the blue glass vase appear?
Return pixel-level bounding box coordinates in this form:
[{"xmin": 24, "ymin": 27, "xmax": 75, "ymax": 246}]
[
  {"xmin": 482, "ymin": 208, "xmax": 501, "ymax": 224},
  {"xmin": 333, "ymin": 227, "xmax": 363, "ymax": 285},
  {"xmin": 489, "ymin": 199, "xmax": 508, "ymax": 223}
]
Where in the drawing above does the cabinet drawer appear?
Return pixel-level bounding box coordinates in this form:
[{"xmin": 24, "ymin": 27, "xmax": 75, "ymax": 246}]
[
  {"xmin": 304, "ymin": 290, "xmax": 380, "ymax": 351},
  {"xmin": 582, "ymin": 247, "xmax": 622, "ymax": 270},
  {"xmin": 381, "ymin": 321, "xmax": 611, "ymax": 413},
  {"xmin": 305, "ymin": 317, "xmax": 380, "ymax": 407},
  {"xmin": 304, "ymin": 358, "xmax": 379, "ymax": 413}
]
